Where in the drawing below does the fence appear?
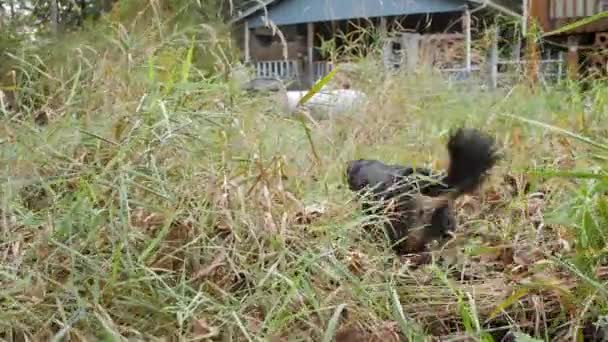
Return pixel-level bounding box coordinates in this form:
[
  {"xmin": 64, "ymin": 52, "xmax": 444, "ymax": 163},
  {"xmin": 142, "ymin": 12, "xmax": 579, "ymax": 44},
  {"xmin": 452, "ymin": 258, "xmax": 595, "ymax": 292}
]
[
  {"xmin": 495, "ymin": 56, "xmax": 566, "ymax": 86},
  {"xmin": 313, "ymin": 61, "xmax": 335, "ymax": 82},
  {"xmin": 255, "ymin": 60, "xmax": 301, "ymax": 81},
  {"xmin": 251, "ymin": 42, "xmax": 566, "ymax": 89}
]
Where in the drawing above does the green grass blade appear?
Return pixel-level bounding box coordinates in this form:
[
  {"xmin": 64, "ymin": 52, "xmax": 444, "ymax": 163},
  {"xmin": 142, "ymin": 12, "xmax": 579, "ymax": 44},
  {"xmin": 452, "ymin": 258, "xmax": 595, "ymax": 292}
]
[
  {"xmin": 181, "ymin": 35, "xmax": 195, "ymax": 83},
  {"xmin": 513, "ymin": 332, "xmax": 544, "ymax": 342},
  {"xmin": 322, "ymin": 303, "xmax": 347, "ymax": 342},
  {"xmin": 527, "ymin": 169, "xmax": 608, "ymax": 180},
  {"xmin": 390, "ymin": 287, "xmax": 427, "ymax": 342},
  {"xmin": 502, "ymin": 114, "xmax": 608, "ymax": 151},
  {"xmin": 298, "ymin": 67, "xmax": 339, "ymax": 106},
  {"xmin": 148, "ymin": 56, "xmax": 156, "ymax": 83},
  {"xmin": 66, "ymin": 61, "xmax": 82, "ymax": 107},
  {"xmin": 551, "ymin": 256, "xmax": 608, "ymax": 297},
  {"xmin": 487, "ymin": 287, "xmax": 530, "ymax": 321}
]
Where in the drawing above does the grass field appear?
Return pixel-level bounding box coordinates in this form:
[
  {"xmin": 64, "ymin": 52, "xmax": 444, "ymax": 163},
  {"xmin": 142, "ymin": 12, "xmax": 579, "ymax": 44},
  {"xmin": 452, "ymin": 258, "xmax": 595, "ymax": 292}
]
[{"xmin": 2, "ymin": 4, "xmax": 608, "ymax": 341}]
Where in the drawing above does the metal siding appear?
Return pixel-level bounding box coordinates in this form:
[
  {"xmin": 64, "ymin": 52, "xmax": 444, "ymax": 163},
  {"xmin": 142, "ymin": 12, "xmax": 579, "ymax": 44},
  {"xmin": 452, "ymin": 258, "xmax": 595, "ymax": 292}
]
[
  {"xmin": 246, "ymin": 0, "xmax": 467, "ymax": 28},
  {"xmin": 566, "ymin": 0, "xmax": 573, "ymax": 17},
  {"xmin": 553, "ymin": 0, "xmax": 563, "ymax": 18},
  {"xmin": 550, "ymin": 0, "xmax": 600, "ymax": 18},
  {"xmin": 576, "ymin": 0, "xmax": 584, "ymax": 16},
  {"xmin": 586, "ymin": 0, "xmax": 594, "ymax": 16}
]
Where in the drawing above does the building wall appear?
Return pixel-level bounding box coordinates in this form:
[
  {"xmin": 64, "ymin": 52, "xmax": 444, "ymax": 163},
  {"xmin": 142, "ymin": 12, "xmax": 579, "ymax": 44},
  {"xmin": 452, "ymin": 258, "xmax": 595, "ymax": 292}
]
[
  {"xmin": 530, "ymin": 0, "xmax": 551, "ymax": 32},
  {"xmin": 530, "ymin": 0, "xmax": 608, "ymax": 34},
  {"xmin": 528, "ymin": 0, "xmax": 608, "ymax": 80},
  {"xmin": 550, "ymin": 0, "xmax": 599, "ymax": 19}
]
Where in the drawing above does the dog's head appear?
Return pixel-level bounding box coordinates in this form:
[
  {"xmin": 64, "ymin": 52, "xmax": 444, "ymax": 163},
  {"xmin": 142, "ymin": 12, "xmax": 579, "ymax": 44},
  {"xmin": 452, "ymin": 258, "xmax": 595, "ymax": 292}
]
[{"xmin": 345, "ymin": 159, "xmax": 369, "ymax": 192}]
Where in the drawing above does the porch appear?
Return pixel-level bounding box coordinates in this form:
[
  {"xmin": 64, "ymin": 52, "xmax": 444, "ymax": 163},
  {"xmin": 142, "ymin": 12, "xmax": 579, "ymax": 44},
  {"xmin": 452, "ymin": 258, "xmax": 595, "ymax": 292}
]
[
  {"xmin": 244, "ymin": 28, "xmax": 568, "ymax": 91},
  {"xmin": 235, "ymin": 0, "xmax": 571, "ymax": 89},
  {"xmin": 235, "ymin": 0, "xmax": 489, "ymax": 89}
]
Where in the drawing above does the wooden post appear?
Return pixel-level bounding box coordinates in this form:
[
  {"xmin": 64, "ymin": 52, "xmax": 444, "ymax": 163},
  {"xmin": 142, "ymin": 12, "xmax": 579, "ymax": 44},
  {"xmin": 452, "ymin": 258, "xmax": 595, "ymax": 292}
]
[
  {"xmin": 382, "ymin": 37, "xmax": 394, "ymax": 70},
  {"xmin": 490, "ymin": 26, "xmax": 499, "ymax": 88},
  {"xmin": 244, "ymin": 21, "xmax": 251, "ymax": 63},
  {"xmin": 380, "ymin": 17, "xmax": 387, "ymax": 38},
  {"xmin": 557, "ymin": 51, "xmax": 564, "ymax": 81},
  {"xmin": 379, "ymin": 17, "xmax": 389, "ymax": 69},
  {"xmin": 524, "ymin": 29, "xmax": 540, "ymax": 88},
  {"xmin": 512, "ymin": 33, "xmax": 521, "ymax": 75},
  {"xmin": 463, "ymin": 9, "xmax": 472, "ymax": 74},
  {"xmin": 522, "ymin": 0, "xmax": 528, "ymax": 36},
  {"xmin": 9, "ymin": 0, "xmax": 15, "ymax": 19},
  {"xmin": 529, "ymin": 0, "xmax": 550, "ymax": 33},
  {"xmin": 402, "ymin": 33, "xmax": 420, "ymax": 72},
  {"xmin": 307, "ymin": 22, "xmax": 315, "ymax": 86},
  {"xmin": 50, "ymin": 0, "xmax": 59, "ymax": 34},
  {"xmin": 566, "ymin": 37, "xmax": 579, "ymax": 80}
]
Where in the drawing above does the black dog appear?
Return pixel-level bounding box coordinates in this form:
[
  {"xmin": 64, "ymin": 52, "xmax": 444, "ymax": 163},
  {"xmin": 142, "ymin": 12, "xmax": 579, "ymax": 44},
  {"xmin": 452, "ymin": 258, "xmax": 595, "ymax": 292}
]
[{"xmin": 346, "ymin": 128, "xmax": 500, "ymax": 254}]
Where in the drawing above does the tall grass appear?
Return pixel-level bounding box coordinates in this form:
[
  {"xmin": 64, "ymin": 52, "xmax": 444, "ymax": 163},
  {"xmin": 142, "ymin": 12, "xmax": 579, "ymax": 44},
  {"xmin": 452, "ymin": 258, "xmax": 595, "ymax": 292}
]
[{"xmin": 2, "ymin": 2, "xmax": 608, "ymax": 341}]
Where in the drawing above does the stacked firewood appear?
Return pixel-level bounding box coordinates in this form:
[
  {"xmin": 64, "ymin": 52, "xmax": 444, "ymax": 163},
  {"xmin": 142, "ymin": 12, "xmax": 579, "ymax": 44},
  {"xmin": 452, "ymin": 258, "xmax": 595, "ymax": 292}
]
[
  {"xmin": 419, "ymin": 33, "xmax": 485, "ymax": 69},
  {"xmin": 382, "ymin": 32, "xmax": 487, "ymax": 71}
]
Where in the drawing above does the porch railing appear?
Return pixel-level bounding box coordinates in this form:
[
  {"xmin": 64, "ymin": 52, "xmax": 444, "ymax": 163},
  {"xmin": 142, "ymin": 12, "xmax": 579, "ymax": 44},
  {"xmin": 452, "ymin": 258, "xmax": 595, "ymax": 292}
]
[
  {"xmin": 255, "ymin": 60, "xmax": 301, "ymax": 80},
  {"xmin": 313, "ymin": 61, "xmax": 335, "ymax": 81}
]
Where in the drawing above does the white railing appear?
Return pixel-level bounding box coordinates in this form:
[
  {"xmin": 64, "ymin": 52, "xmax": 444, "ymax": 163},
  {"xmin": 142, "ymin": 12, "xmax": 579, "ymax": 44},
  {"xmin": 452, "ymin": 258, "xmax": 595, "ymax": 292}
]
[
  {"xmin": 437, "ymin": 56, "xmax": 566, "ymax": 86},
  {"xmin": 313, "ymin": 61, "xmax": 335, "ymax": 81},
  {"xmin": 255, "ymin": 60, "xmax": 300, "ymax": 80},
  {"xmin": 254, "ymin": 60, "xmax": 336, "ymax": 85},
  {"xmin": 495, "ymin": 57, "xmax": 567, "ymax": 86}
]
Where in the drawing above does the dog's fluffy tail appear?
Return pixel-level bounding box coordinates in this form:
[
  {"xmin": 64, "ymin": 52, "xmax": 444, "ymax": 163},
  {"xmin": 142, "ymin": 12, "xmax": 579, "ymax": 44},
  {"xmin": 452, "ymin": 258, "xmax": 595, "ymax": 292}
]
[{"xmin": 437, "ymin": 128, "xmax": 500, "ymax": 198}]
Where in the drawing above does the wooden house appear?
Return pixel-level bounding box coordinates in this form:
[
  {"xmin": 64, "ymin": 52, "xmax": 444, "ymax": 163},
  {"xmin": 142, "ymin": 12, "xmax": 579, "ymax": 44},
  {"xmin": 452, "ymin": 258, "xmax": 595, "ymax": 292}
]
[
  {"xmin": 230, "ymin": 0, "xmax": 521, "ymax": 89},
  {"xmin": 529, "ymin": 0, "xmax": 608, "ymax": 77}
]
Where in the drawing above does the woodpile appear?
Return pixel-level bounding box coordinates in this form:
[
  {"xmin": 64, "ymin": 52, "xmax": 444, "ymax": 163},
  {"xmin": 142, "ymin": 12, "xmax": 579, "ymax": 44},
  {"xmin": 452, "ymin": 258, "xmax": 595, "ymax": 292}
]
[
  {"xmin": 419, "ymin": 33, "xmax": 484, "ymax": 68},
  {"xmin": 587, "ymin": 32, "xmax": 608, "ymax": 78},
  {"xmin": 382, "ymin": 32, "xmax": 485, "ymax": 71},
  {"xmin": 595, "ymin": 32, "xmax": 608, "ymax": 47},
  {"xmin": 588, "ymin": 52, "xmax": 607, "ymax": 76}
]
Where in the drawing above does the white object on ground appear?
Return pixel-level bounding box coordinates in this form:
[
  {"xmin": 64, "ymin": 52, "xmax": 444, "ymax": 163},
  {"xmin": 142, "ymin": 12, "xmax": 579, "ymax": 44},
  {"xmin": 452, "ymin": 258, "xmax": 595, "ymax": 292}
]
[{"xmin": 279, "ymin": 87, "xmax": 368, "ymax": 120}]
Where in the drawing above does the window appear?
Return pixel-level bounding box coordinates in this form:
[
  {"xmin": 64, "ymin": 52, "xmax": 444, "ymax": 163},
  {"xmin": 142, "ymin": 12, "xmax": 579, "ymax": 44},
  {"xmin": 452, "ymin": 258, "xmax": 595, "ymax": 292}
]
[{"xmin": 392, "ymin": 42, "xmax": 402, "ymax": 53}]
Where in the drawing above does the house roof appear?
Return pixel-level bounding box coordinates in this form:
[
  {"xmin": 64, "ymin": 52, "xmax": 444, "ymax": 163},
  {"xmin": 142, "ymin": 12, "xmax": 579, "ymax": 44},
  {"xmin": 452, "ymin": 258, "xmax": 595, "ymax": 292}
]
[
  {"xmin": 230, "ymin": 0, "xmax": 277, "ymax": 25},
  {"xmin": 231, "ymin": 0, "xmax": 522, "ymax": 28},
  {"xmin": 234, "ymin": 0, "xmax": 468, "ymax": 28}
]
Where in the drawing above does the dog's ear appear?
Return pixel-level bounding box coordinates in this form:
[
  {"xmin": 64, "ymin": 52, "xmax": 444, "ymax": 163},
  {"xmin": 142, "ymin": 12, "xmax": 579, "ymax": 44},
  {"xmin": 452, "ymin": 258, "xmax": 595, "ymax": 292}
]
[{"xmin": 346, "ymin": 160, "xmax": 367, "ymax": 191}]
